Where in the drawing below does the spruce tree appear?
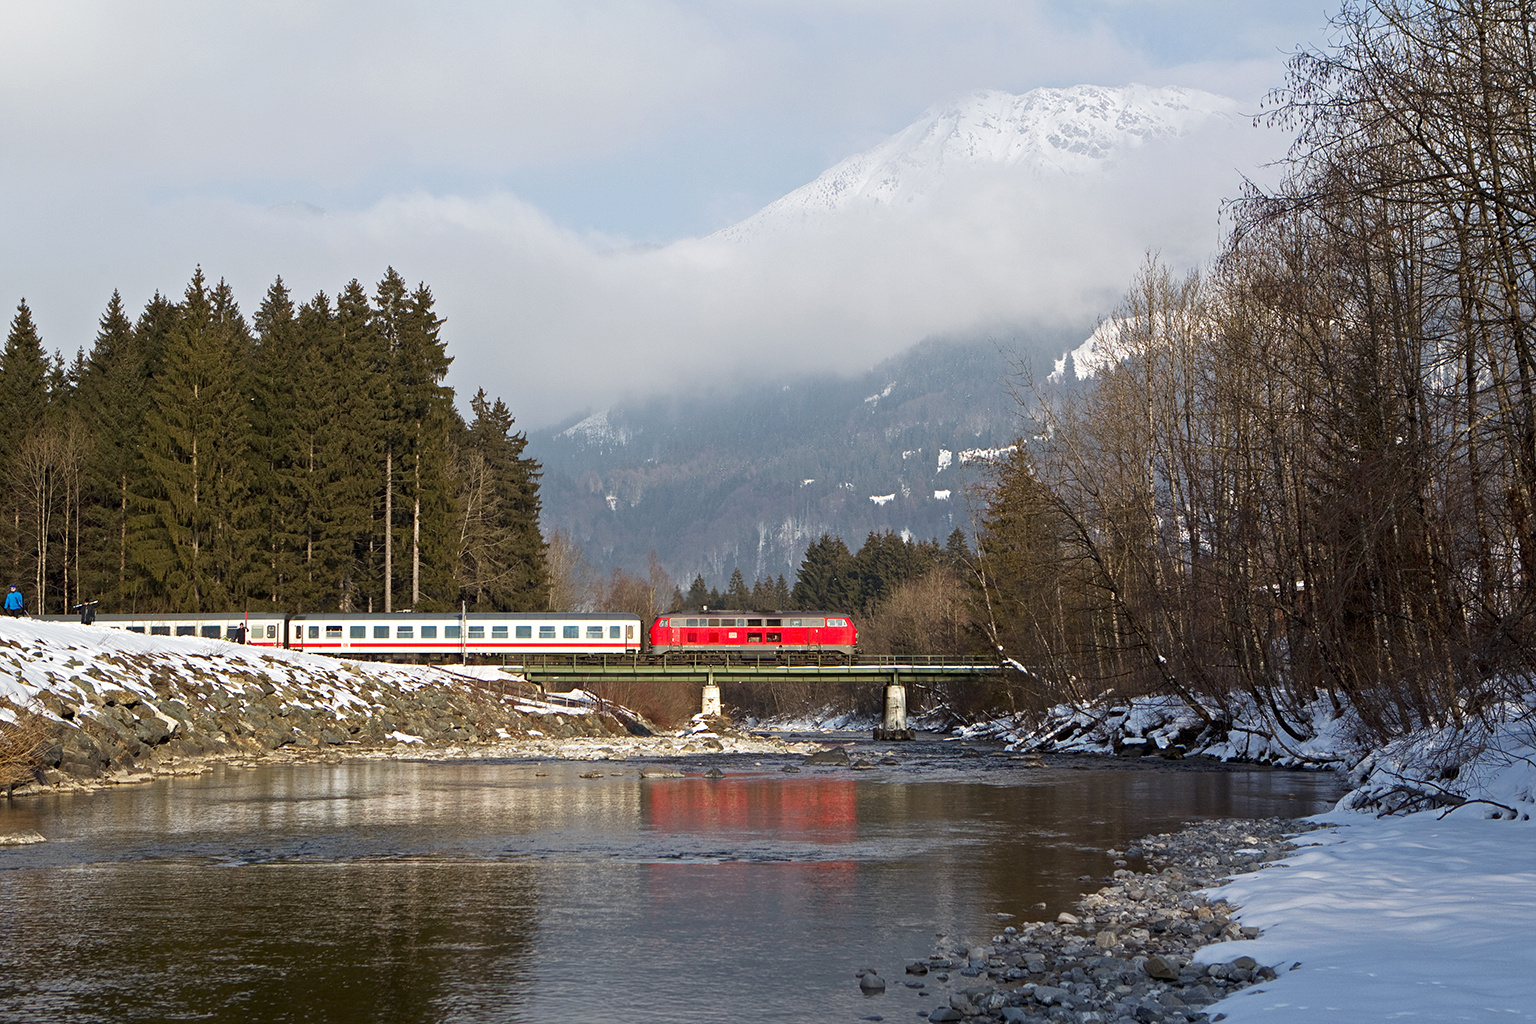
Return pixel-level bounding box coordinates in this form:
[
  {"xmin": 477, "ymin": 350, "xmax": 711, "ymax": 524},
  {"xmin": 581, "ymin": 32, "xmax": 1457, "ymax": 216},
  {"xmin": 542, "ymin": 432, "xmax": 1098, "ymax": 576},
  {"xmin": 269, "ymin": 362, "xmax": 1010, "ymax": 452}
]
[
  {"xmin": 373, "ymin": 268, "xmax": 409, "ymax": 611},
  {"xmin": 792, "ymin": 534, "xmax": 856, "ymax": 611},
  {"xmin": 332, "ymin": 280, "xmax": 388, "ymax": 611},
  {"xmin": 76, "ymin": 291, "xmax": 148, "ymax": 607},
  {"xmin": 132, "ymin": 269, "xmax": 258, "ymax": 611},
  {"xmin": 457, "ymin": 389, "xmax": 549, "ymax": 611},
  {"xmin": 725, "ymin": 567, "xmax": 750, "ymax": 608},
  {"xmin": 390, "ymin": 280, "xmax": 456, "ymax": 609},
  {"xmin": 0, "ymin": 301, "xmax": 51, "ymax": 589},
  {"xmin": 251, "ymin": 278, "xmax": 302, "ymax": 606}
]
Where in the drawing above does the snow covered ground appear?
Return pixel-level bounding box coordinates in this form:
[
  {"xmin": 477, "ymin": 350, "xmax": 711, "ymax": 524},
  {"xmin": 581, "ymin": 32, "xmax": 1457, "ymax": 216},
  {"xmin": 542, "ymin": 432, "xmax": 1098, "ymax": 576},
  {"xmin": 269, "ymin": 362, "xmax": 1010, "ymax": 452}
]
[{"xmin": 1198, "ymin": 805, "xmax": 1535, "ymax": 1022}]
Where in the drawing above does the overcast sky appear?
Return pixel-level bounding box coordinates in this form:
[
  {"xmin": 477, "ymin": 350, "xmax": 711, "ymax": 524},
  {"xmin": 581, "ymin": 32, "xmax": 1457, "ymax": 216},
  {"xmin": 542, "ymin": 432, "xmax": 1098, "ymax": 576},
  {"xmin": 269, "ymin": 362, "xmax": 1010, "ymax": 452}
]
[{"xmin": 0, "ymin": 1, "xmax": 1336, "ymax": 426}]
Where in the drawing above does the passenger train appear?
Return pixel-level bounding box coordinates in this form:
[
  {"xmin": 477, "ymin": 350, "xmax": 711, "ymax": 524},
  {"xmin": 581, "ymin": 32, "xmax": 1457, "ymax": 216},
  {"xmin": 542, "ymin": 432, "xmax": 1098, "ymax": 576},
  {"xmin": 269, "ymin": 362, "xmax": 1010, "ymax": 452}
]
[{"xmin": 40, "ymin": 608, "xmax": 858, "ymax": 661}]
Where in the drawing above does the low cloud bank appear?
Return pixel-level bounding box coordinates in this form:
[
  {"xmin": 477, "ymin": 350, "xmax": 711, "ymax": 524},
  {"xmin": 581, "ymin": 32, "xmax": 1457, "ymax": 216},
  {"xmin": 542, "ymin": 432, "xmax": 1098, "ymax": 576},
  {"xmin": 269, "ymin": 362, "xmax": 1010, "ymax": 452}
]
[{"xmin": 1, "ymin": 115, "xmax": 1279, "ymax": 426}]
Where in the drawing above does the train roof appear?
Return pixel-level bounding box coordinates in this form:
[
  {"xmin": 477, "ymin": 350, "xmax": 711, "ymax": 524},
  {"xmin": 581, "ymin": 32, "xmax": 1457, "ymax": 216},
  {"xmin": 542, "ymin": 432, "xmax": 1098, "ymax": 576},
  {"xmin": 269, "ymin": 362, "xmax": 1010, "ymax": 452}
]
[
  {"xmin": 660, "ymin": 609, "xmax": 851, "ymax": 618},
  {"xmin": 54, "ymin": 611, "xmax": 641, "ymax": 621},
  {"xmin": 288, "ymin": 612, "xmax": 640, "ymax": 620}
]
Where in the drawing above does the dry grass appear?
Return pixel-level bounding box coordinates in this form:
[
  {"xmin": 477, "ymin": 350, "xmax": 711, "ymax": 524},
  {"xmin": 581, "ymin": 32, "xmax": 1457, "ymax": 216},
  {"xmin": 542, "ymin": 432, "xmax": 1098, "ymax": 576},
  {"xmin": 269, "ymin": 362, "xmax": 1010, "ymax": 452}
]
[
  {"xmin": 0, "ymin": 700, "xmax": 52, "ymax": 791},
  {"xmin": 582, "ymin": 680, "xmax": 705, "ymax": 730}
]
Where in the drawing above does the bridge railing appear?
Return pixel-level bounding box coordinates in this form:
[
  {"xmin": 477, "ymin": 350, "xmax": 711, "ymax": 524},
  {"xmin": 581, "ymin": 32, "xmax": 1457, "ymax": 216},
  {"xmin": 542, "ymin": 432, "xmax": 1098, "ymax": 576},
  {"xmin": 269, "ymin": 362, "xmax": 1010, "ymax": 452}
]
[{"xmin": 507, "ymin": 652, "xmax": 1005, "ymax": 671}]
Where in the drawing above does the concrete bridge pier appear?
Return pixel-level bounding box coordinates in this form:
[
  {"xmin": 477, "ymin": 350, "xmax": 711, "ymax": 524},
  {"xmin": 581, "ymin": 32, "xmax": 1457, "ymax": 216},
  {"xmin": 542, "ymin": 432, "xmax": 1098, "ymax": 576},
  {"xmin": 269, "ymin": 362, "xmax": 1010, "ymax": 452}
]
[
  {"xmin": 873, "ymin": 675, "xmax": 915, "ymax": 741},
  {"xmin": 701, "ymin": 670, "xmax": 723, "ymax": 718}
]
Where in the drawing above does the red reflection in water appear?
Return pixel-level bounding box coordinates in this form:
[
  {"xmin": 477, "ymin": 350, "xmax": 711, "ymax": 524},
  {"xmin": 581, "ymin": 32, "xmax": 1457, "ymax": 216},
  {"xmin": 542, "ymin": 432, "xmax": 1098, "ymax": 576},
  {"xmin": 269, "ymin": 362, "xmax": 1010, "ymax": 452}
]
[{"xmin": 643, "ymin": 777, "xmax": 858, "ymax": 841}]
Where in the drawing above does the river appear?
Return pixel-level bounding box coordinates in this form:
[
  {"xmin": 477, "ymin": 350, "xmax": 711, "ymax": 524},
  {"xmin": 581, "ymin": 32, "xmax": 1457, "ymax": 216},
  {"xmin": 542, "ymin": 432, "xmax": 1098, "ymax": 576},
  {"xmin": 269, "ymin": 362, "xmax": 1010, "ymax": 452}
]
[{"xmin": 0, "ymin": 738, "xmax": 1343, "ymax": 1024}]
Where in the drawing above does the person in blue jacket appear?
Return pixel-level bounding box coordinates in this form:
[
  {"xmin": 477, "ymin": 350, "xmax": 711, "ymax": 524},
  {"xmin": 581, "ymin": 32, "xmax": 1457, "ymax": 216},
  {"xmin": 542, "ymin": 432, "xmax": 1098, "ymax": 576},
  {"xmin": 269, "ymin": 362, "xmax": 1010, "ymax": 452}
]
[{"xmin": 4, "ymin": 586, "xmax": 24, "ymax": 617}]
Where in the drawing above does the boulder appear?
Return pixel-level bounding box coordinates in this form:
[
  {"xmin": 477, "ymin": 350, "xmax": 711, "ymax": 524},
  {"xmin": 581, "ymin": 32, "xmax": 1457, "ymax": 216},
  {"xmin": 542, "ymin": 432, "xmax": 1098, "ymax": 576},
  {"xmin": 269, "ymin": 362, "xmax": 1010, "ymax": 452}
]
[
  {"xmin": 1143, "ymin": 955, "xmax": 1179, "ymax": 981},
  {"xmin": 133, "ymin": 717, "xmax": 171, "ymax": 746}
]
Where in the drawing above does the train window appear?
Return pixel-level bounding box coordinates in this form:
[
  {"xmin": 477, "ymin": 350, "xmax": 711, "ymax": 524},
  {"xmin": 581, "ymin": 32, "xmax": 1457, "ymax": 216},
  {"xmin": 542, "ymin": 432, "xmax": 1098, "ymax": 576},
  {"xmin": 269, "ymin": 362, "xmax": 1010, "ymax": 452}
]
[
  {"xmin": 267, "ymin": 625, "xmax": 277, "ymax": 639},
  {"xmin": 538, "ymin": 625, "xmax": 555, "ymax": 638},
  {"xmin": 707, "ymin": 618, "xmax": 720, "ymax": 627},
  {"xmin": 326, "ymin": 625, "xmax": 342, "ymax": 637},
  {"xmin": 563, "ymin": 625, "xmax": 579, "ymax": 639},
  {"xmin": 469, "ymin": 626, "xmax": 485, "ymax": 639},
  {"xmin": 587, "ymin": 626, "xmax": 603, "ymax": 639},
  {"xmin": 445, "ymin": 625, "xmax": 461, "ymax": 638},
  {"xmin": 397, "ymin": 626, "xmax": 413, "ymax": 639},
  {"xmin": 177, "ymin": 626, "xmax": 196, "ymax": 636},
  {"xmin": 766, "ymin": 619, "xmax": 782, "ymax": 627},
  {"xmin": 609, "ymin": 625, "xmax": 621, "ymax": 639},
  {"xmin": 151, "ymin": 626, "xmax": 170, "ymax": 636},
  {"xmin": 747, "ymin": 632, "xmax": 762, "ymax": 642},
  {"xmin": 226, "ymin": 627, "xmax": 243, "ymax": 641},
  {"xmin": 307, "ymin": 626, "xmax": 319, "ymax": 639},
  {"xmin": 516, "ymin": 625, "xmax": 531, "ymax": 639},
  {"xmin": 765, "ymin": 631, "xmax": 781, "ymax": 642},
  {"xmin": 826, "ymin": 618, "xmax": 845, "ymax": 627},
  {"xmin": 626, "ymin": 625, "xmax": 634, "ymax": 639},
  {"xmin": 129, "ymin": 626, "xmax": 145, "ymax": 634},
  {"xmin": 421, "ymin": 626, "xmax": 437, "ymax": 639},
  {"xmin": 747, "ymin": 618, "xmax": 762, "ymax": 627},
  {"xmin": 492, "ymin": 626, "xmax": 508, "ymax": 639},
  {"xmin": 788, "ymin": 619, "xmax": 802, "ymax": 627},
  {"xmin": 685, "ymin": 618, "xmax": 699, "ymax": 627},
  {"xmin": 349, "ymin": 626, "xmax": 364, "ymax": 638},
  {"xmin": 374, "ymin": 625, "xmax": 389, "ymax": 638},
  {"xmin": 201, "ymin": 625, "xmax": 220, "ymax": 638}
]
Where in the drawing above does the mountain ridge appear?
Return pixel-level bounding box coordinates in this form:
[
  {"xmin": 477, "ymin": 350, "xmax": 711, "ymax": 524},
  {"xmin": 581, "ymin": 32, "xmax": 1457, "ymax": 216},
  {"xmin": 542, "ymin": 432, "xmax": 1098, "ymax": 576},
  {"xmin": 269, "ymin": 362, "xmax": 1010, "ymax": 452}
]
[{"xmin": 718, "ymin": 83, "xmax": 1239, "ymax": 241}]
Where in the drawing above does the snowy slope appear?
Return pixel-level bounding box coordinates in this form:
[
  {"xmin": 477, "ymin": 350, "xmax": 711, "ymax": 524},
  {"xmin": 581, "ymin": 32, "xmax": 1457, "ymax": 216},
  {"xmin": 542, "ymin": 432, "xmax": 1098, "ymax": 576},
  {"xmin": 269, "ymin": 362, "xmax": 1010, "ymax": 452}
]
[
  {"xmin": 1050, "ymin": 317, "xmax": 1125, "ymax": 382},
  {"xmin": 0, "ymin": 618, "xmax": 618, "ymax": 782},
  {"xmin": 721, "ymin": 85, "xmax": 1238, "ymax": 240}
]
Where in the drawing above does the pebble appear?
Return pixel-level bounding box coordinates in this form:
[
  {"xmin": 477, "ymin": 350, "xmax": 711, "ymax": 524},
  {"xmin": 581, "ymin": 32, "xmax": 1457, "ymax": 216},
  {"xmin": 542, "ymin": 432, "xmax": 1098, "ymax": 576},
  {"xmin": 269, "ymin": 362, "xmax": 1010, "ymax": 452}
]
[{"xmin": 857, "ymin": 816, "xmax": 1309, "ymax": 1024}]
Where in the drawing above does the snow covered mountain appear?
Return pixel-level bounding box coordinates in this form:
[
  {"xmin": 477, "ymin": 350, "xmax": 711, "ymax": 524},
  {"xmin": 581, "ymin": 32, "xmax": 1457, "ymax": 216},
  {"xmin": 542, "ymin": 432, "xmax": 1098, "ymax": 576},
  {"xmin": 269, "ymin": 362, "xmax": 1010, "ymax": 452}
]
[{"xmin": 719, "ymin": 84, "xmax": 1239, "ymax": 240}]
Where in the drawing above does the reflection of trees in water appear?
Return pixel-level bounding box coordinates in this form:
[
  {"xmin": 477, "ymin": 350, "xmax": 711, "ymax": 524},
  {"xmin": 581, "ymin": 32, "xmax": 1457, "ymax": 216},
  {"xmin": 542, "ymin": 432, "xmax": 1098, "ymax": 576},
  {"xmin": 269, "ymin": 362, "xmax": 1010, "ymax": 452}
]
[{"xmin": 0, "ymin": 860, "xmax": 543, "ymax": 1024}]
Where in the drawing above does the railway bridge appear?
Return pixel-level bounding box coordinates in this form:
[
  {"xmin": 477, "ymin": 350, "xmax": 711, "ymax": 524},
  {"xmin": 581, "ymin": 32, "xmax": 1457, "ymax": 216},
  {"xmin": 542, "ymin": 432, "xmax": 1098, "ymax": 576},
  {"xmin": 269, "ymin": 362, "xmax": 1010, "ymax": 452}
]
[{"xmin": 511, "ymin": 654, "xmax": 1002, "ymax": 739}]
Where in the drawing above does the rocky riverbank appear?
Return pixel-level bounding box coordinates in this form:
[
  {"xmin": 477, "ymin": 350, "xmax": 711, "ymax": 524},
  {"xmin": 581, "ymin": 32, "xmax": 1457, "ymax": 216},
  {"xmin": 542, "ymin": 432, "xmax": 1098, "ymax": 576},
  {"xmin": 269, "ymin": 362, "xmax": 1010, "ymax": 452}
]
[
  {"xmin": 1, "ymin": 619, "xmax": 773, "ymax": 797},
  {"xmin": 861, "ymin": 816, "xmax": 1320, "ymax": 1023}
]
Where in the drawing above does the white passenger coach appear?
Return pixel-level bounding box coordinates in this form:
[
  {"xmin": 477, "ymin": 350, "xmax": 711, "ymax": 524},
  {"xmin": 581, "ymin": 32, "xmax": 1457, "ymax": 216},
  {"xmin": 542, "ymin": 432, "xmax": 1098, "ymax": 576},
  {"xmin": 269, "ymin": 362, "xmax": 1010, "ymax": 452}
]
[{"xmin": 41, "ymin": 612, "xmax": 644, "ymax": 660}]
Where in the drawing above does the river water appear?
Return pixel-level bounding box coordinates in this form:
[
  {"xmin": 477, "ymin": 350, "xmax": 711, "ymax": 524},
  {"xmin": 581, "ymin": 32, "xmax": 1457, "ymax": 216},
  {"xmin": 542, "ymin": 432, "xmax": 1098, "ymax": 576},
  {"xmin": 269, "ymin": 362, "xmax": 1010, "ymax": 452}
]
[{"xmin": 0, "ymin": 739, "xmax": 1343, "ymax": 1024}]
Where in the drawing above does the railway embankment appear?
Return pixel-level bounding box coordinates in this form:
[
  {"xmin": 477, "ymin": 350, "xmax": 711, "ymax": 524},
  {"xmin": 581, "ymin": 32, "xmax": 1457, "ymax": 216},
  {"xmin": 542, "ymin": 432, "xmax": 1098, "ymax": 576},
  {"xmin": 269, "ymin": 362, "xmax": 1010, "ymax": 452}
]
[{"xmin": 0, "ymin": 619, "xmax": 678, "ymax": 795}]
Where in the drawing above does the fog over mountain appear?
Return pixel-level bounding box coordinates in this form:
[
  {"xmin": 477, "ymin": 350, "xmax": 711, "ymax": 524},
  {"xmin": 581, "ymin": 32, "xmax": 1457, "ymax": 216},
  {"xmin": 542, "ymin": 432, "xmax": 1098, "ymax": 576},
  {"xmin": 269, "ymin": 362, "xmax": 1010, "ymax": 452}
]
[
  {"xmin": 530, "ymin": 334, "xmax": 1067, "ymax": 588},
  {"xmin": 0, "ymin": 82, "xmax": 1282, "ymax": 428},
  {"xmin": 524, "ymin": 82, "xmax": 1275, "ymax": 579}
]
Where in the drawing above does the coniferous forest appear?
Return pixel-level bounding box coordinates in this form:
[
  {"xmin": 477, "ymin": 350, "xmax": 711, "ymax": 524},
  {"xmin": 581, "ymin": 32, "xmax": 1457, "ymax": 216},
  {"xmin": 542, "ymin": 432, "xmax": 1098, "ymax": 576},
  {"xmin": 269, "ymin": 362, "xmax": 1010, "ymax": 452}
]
[{"xmin": 0, "ymin": 267, "xmax": 548, "ymax": 616}]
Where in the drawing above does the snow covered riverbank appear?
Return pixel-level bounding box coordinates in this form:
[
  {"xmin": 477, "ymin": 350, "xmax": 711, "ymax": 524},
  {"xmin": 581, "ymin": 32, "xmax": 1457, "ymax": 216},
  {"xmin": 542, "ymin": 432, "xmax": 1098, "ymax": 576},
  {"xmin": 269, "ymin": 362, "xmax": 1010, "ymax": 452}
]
[
  {"xmin": 1195, "ymin": 808, "xmax": 1536, "ymax": 1023},
  {"xmin": 0, "ymin": 618, "xmax": 811, "ymax": 794}
]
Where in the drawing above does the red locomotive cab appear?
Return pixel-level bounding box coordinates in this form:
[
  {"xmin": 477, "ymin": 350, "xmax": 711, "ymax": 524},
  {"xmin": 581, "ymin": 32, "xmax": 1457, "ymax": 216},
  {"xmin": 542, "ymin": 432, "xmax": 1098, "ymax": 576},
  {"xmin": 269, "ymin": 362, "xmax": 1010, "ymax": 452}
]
[{"xmin": 649, "ymin": 610, "xmax": 856, "ymax": 658}]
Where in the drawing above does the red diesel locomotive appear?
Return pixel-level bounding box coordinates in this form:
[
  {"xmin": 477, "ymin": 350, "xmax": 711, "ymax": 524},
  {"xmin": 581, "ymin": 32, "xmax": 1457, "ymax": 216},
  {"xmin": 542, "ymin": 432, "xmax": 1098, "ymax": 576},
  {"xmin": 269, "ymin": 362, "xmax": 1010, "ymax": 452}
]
[{"xmin": 648, "ymin": 610, "xmax": 857, "ymax": 658}]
